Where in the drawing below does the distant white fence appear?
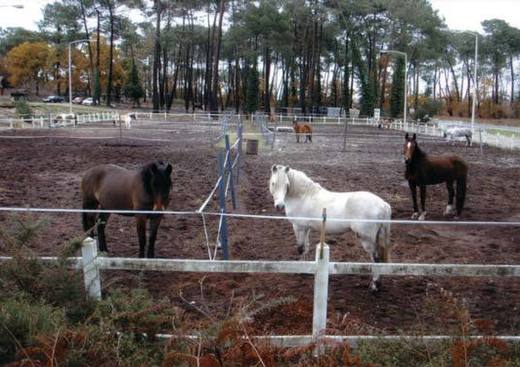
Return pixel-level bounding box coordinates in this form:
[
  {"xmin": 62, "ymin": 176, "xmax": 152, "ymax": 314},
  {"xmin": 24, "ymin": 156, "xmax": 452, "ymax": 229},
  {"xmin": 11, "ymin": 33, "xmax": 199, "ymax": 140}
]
[
  {"xmin": 3, "ymin": 236, "xmax": 520, "ymax": 348},
  {"xmin": 2, "ymin": 111, "xmax": 520, "ymax": 151}
]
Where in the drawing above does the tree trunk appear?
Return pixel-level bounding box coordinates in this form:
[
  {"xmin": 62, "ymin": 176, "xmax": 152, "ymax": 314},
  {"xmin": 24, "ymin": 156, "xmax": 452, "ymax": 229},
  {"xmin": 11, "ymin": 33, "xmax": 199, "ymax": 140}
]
[
  {"xmin": 106, "ymin": 3, "xmax": 115, "ymax": 107},
  {"xmin": 343, "ymin": 35, "xmax": 350, "ymax": 112},
  {"xmin": 79, "ymin": 0, "xmax": 93, "ymax": 96},
  {"xmin": 264, "ymin": 46, "xmax": 271, "ymax": 114},
  {"xmin": 152, "ymin": 0, "xmax": 161, "ymax": 112},
  {"xmin": 210, "ymin": 0, "xmax": 225, "ymax": 112},
  {"xmin": 446, "ymin": 54, "xmax": 460, "ymax": 102},
  {"xmin": 510, "ymin": 54, "xmax": 515, "ymax": 105}
]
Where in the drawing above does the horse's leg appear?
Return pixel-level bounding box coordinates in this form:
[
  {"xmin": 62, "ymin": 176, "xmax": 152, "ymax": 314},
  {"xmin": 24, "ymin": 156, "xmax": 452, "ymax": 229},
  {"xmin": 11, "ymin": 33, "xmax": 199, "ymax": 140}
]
[
  {"xmin": 455, "ymin": 176, "xmax": 467, "ymax": 218},
  {"xmin": 303, "ymin": 227, "xmax": 311, "ymax": 257},
  {"xmin": 419, "ymin": 185, "xmax": 427, "ymax": 221},
  {"xmin": 444, "ymin": 181, "xmax": 455, "ymax": 216},
  {"xmin": 97, "ymin": 213, "xmax": 110, "ymax": 252},
  {"xmin": 147, "ymin": 214, "xmax": 163, "ymax": 258},
  {"xmin": 360, "ymin": 236, "xmax": 381, "ymax": 292},
  {"xmin": 409, "ymin": 181, "xmax": 419, "ymax": 219},
  {"xmin": 292, "ymin": 224, "xmax": 306, "ymax": 257},
  {"xmin": 135, "ymin": 215, "xmax": 147, "ymax": 258}
]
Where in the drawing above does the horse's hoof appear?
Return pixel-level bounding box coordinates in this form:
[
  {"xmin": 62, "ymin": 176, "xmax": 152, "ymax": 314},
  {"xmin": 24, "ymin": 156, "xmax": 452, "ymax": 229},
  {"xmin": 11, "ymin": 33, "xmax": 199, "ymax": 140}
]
[
  {"xmin": 418, "ymin": 212, "xmax": 427, "ymax": 221},
  {"xmin": 443, "ymin": 205, "xmax": 454, "ymax": 216},
  {"xmin": 370, "ymin": 281, "xmax": 380, "ymax": 293},
  {"xmin": 411, "ymin": 212, "xmax": 419, "ymax": 220}
]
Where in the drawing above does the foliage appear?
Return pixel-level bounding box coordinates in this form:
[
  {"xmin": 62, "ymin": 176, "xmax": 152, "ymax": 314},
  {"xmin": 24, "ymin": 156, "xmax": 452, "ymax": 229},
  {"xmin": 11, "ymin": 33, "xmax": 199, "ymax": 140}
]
[
  {"xmin": 414, "ymin": 96, "xmax": 443, "ymax": 121},
  {"xmin": 123, "ymin": 59, "xmax": 144, "ymax": 106},
  {"xmin": 245, "ymin": 63, "xmax": 259, "ymax": 114},
  {"xmin": 1, "ymin": 220, "xmax": 520, "ymax": 365},
  {"xmin": 5, "ymin": 42, "xmax": 50, "ymax": 94},
  {"xmin": 390, "ymin": 55, "xmax": 406, "ymax": 118},
  {"xmin": 14, "ymin": 100, "xmax": 32, "ymax": 119}
]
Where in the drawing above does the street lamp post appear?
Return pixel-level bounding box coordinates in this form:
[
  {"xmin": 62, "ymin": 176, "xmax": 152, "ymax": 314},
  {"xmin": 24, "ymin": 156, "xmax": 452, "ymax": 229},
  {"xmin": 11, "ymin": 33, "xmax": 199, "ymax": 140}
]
[
  {"xmin": 68, "ymin": 39, "xmax": 93, "ymax": 113},
  {"xmin": 381, "ymin": 50, "xmax": 408, "ymax": 125},
  {"xmin": 471, "ymin": 33, "xmax": 478, "ymax": 134}
]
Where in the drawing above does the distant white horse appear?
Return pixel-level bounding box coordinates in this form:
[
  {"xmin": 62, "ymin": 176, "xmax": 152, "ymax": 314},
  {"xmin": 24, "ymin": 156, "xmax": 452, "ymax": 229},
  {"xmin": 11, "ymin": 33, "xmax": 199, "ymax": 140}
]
[
  {"xmin": 119, "ymin": 112, "xmax": 137, "ymax": 128},
  {"xmin": 444, "ymin": 126, "xmax": 472, "ymax": 147},
  {"xmin": 269, "ymin": 165, "xmax": 392, "ymax": 292}
]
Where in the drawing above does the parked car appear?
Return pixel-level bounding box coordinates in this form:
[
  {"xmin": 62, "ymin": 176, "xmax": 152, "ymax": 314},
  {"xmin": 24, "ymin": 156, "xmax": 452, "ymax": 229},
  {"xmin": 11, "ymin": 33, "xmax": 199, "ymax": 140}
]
[
  {"xmin": 42, "ymin": 95, "xmax": 64, "ymax": 103},
  {"xmin": 81, "ymin": 97, "xmax": 94, "ymax": 106},
  {"xmin": 72, "ymin": 96, "xmax": 84, "ymax": 104}
]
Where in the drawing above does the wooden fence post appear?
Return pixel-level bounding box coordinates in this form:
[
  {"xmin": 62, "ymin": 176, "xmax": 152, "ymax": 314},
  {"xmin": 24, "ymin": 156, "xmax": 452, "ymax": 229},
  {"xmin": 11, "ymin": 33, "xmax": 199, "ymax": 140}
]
[
  {"xmin": 312, "ymin": 243, "xmax": 329, "ymax": 347},
  {"xmin": 81, "ymin": 237, "xmax": 102, "ymax": 300}
]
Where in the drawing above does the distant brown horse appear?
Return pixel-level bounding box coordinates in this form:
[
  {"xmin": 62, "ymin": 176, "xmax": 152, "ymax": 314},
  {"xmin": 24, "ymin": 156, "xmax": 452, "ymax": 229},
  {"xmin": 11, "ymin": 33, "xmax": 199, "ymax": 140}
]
[
  {"xmin": 403, "ymin": 133, "xmax": 468, "ymax": 220},
  {"xmin": 293, "ymin": 120, "xmax": 313, "ymax": 143},
  {"xmin": 81, "ymin": 161, "xmax": 173, "ymax": 258}
]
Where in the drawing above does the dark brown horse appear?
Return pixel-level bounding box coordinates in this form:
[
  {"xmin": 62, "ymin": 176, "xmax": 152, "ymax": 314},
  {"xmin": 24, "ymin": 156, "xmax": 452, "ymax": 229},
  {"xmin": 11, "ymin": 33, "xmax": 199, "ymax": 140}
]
[
  {"xmin": 81, "ymin": 161, "xmax": 173, "ymax": 258},
  {"xmin": 403, "ymin": 133, "xmax": 468, "ymax": 220},
  {"xmin": 293, "ymin": 120, "xmax": 313, "ymax": 143}
]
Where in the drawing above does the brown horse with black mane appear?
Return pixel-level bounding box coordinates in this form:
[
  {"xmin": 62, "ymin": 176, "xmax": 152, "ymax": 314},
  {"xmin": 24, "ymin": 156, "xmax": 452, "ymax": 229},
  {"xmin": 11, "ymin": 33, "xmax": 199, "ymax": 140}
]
[
  {"xmin": 293, "ymin": 119, "xmax": 313, "ymax": 143},
  {"xmin": 81, "ymin": 161, "xmax": 173, "ymax": 258},
  {"xmin": 403, "ymin": 133, "xmax": 468, "ymax": 220}
]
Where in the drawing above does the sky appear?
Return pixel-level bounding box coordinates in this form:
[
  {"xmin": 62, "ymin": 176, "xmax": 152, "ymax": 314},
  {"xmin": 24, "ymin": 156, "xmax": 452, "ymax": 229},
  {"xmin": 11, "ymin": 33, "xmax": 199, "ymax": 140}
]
[{"xmin": 1, "ymin": 0, "xmax": 520, "ymax": 33}]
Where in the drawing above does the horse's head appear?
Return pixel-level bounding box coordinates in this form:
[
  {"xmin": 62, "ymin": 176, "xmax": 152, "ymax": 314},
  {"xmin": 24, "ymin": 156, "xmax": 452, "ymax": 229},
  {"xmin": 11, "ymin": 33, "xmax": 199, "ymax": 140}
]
[
  {"xmin": 142, "ymin": 161, "xmax": 173, "ymax": 211},
  {"xmin": 403, "ymin": 133, "xmax": 417, "ymax": 164},
  {"xmin": 269, "ymin": 164, "xmax": 290, "ymax": 210}
]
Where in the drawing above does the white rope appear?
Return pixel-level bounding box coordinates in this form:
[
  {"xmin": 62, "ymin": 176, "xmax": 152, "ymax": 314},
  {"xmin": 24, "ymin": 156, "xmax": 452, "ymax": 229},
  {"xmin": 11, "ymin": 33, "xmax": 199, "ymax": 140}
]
[
  {"xmin": 199, "ymin": 213, "xmax": 213, "ymax": 260},
  {"xmin": 1, "ymin": 206, "xmax": 520, "ymax": 226},
  {"xmin": 197, "ymin": 176, "xmax": 222, "ymax": 213}
]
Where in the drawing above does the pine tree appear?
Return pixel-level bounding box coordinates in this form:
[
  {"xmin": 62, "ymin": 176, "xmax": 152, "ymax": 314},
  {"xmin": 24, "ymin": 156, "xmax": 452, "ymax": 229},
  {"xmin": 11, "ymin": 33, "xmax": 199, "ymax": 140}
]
[
  {"xmin": 390, "ymin": 56, "xmax": 405, "ymax": 118},
  {"xmin": 123, "ymin": 60, "xmax": 144, "ymax": 107},
  {"xmin": 245, "ymin": 63, "xmax": 259, "ymax": 114},
  {"xmin": 93, "ymin": 68, "xmax": 101, "ymax": 106}
]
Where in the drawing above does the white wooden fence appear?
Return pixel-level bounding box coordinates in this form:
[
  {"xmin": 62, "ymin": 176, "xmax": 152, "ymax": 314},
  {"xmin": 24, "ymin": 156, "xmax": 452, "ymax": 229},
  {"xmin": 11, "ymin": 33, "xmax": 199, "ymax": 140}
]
[
  {"xmin": 3, "ymin": 237, "xmax": 520, "ymax": 347},
  {"xmin": 2, "ymin": 111, "xmax": 519, "ymax": 150}
]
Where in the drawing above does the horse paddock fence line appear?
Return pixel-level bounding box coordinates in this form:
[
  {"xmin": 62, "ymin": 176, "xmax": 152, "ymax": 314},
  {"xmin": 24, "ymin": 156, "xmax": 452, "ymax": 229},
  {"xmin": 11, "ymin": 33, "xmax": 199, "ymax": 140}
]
[
  {"xmin": 1, "ymin": 111, "xmax": 520, "ymax": 151},
  {"xmin": 2, "ymin": 226, "xmax": 520, "ymax": 349}
]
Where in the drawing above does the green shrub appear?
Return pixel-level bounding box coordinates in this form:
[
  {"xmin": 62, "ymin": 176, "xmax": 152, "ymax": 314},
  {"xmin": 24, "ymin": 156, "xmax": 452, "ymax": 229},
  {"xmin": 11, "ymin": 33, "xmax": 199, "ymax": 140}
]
[
  {"xmin": 14, "ymin": 99, "xmax": 32, "ymax": 119},
  {"xmin": 0, "ymin": 297, "xmax": 66, "ymax": 364}
]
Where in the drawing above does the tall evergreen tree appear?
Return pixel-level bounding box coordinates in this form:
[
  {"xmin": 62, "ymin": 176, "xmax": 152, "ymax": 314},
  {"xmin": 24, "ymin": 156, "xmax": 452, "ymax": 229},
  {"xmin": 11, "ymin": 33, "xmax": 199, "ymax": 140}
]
[
  {"xmin": 123, "ymin": 60, "xmax": 144, "ymax": 107},
  {"xmin": 390, "ymin": 56, "xmax": 405, "ymax": 118},
  {"xmin": 245, "ymin": 62, "xmax": 259, "ymax": 114}
]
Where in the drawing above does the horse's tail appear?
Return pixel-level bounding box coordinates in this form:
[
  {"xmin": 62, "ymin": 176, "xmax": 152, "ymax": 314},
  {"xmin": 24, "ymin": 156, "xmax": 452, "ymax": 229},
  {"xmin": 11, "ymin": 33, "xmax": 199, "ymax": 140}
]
[{"xmin": 376, "ymin": 206, "xmax": 392, "ymax": 263}]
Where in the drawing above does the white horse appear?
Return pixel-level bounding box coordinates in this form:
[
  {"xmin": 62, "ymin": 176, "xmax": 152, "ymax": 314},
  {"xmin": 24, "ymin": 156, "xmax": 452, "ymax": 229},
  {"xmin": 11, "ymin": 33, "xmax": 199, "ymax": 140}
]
[
  {"xmin": 443, "ymin": 126, "xmax": 472, "ymax": 147},
  {"xmin": 269, "ymin": 165, "xmax": 392, "ymax": 292},
  {"xmin": 119, "ymin": 112, "xmax": 137, "ymax": 128}
]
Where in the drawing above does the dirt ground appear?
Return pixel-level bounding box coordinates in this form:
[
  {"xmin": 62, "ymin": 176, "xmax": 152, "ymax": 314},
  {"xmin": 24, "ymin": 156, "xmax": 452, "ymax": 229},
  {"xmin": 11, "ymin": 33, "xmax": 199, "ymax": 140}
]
[{"xmin": 1, "ymin": 120, "xmax": 520, "ymax": 336}]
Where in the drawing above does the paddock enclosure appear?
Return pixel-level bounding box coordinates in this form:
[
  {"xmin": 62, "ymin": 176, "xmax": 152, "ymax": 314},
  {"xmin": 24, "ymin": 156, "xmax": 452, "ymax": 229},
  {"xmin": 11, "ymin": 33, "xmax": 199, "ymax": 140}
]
[{"xmin": 1, "ymin": 114, "xmax": 520, "ymax": 337}]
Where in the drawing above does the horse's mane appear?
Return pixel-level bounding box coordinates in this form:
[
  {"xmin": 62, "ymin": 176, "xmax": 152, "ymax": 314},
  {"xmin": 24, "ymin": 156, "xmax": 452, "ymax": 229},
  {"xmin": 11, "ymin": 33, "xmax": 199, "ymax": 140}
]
[{"xmin": 286, "ymin": 168, "xmax": 322, "ymax": 197}]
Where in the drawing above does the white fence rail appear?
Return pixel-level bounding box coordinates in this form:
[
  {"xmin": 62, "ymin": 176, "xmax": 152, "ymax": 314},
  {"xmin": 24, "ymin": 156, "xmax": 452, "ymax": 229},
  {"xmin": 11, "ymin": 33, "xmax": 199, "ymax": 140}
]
[
  {"xmin": 2, "ymin": 111, "xmax": 519, "ymax": 150},
  {"xmin": 3, "ymin": 237, "xmax": 520, "ymax": 347}
]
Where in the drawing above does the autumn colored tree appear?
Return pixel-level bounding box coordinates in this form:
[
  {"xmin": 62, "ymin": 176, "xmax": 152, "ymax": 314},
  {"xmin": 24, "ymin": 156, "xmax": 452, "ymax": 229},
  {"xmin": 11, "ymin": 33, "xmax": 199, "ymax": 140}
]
[{"xmin": 5, "ymin": 42, "xmax": 51, "ymax": 95}]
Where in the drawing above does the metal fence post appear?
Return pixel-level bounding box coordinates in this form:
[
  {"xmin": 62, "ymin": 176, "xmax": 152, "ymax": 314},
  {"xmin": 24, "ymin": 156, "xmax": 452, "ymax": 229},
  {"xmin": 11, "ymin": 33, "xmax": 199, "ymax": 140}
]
[
  {"xmin": 236, "ymin": 121, "xmax": 243, "ymax": 184},
  {"xmin": 478, "ymin": 129, "xmax": 484, "ymax": 155},
  {"xmin": 312, "ymin": 243, "xmax": 329, "ymax": 346},
  {"xmin": 224, "ymin": 134, "xmax": 237, "ymax": 210},
  {"xmin": 218, "ymin": 152, "xmax": 229, "ymax": 260},
  {"xmin": 342, "ymin": 117, "xmax": 348, "ymax": 152},
  {"xmin": 81, "ymin": 237, "xmax": 101, "ymax": 300}
]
